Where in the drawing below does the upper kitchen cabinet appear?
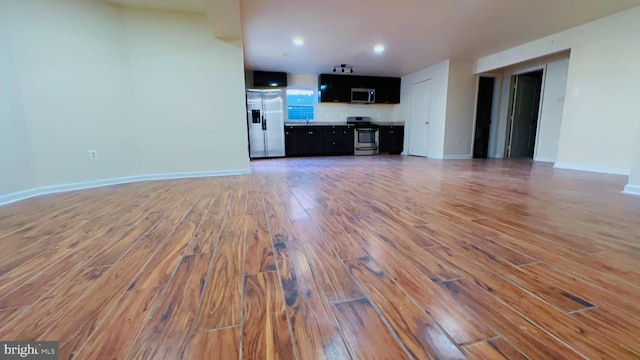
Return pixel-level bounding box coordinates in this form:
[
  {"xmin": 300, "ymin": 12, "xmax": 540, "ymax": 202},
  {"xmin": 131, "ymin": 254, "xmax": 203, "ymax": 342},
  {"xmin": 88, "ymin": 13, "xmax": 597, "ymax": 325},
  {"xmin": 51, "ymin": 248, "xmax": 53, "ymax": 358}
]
[
  {"xmin": 318, "ymin": 74, "xmax": 401, "ymax": 104},
  {"xmin": 373, "ymin": 77, "xmax": 401, "ymax": 104},
  {"xmin": 318, "ymin": 74, "xmax": 351, "ymax": 103}
]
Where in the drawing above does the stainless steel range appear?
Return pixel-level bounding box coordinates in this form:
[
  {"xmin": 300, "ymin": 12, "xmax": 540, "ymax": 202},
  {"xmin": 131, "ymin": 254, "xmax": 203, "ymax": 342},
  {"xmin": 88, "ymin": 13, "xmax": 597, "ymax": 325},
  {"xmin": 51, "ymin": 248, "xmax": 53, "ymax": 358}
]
[{"xmin": 347, "ymin": 116, "xmax": 379, "ymax": 156}]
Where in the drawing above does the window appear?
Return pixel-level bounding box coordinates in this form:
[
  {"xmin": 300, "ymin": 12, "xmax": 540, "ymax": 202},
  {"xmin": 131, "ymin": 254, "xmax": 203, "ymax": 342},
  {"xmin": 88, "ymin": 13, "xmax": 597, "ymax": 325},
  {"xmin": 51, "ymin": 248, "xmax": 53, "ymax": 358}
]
[{"xmin": 286, "ymin": 88, "xmax": 316, "ymax": 121}]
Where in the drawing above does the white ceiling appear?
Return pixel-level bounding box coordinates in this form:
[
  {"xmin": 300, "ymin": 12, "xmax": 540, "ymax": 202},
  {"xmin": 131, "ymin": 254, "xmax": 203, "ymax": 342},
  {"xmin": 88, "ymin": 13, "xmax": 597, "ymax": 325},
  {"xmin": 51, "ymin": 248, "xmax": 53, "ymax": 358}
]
[{"xmin": 106, "ymin": 0, "xmax": 640, "ymax": 77}]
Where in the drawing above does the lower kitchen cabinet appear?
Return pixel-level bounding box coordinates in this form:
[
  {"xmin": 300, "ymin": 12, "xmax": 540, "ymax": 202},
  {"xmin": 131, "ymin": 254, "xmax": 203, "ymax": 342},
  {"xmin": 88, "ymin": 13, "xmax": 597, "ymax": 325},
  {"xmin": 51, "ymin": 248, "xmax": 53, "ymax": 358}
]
[
  {"xmin": 285, "ymin": 126, "xmax": 323, "ymax": 156},
  {"xmin": 299, "ymin": 127, "xmax": 324, "ymax": 155},
  {"xmin": 323, "ymin": 126, "xmax": 353, "ymax": 155},
  {"xmin": 379, "ymin": 125, "xmax": 404, "ymax": 154},
  {"xmin": 285, "ymin": 125, "xmax": 353, "ymax": 157},
  {"xmin": 284, "ymin": 126, "xmax": 299, "ymax": 156}
]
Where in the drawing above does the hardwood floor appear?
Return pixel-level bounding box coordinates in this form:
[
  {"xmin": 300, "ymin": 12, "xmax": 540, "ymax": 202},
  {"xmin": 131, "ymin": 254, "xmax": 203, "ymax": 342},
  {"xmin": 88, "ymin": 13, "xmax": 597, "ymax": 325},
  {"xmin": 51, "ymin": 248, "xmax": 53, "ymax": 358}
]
[{"xmin": 1, "ymin": 156, "xmax": 639, "ymax": 359}]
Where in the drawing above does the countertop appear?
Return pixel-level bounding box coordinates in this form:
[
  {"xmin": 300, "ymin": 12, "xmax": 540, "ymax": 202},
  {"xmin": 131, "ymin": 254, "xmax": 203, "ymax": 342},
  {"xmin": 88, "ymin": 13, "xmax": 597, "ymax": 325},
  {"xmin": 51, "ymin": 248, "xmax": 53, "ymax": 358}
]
[
  {"xmin": 284, "ymin": 121, "xmax": 404, "ymax": 126},
  {"xmin": 372, "ymin": 121, "xmax": 405, "ymax": 126},
  {"xmin": 284, "ymin": 121, "xmax": 347, "ymax": 126}
]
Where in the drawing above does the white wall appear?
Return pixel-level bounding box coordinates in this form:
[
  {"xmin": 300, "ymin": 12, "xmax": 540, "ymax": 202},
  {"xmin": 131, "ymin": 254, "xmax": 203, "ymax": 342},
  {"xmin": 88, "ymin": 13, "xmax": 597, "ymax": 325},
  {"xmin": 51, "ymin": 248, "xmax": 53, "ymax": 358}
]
[
  {"xmin": 124, "ymin": 9, "xmax": 249, "ymax": 175},
  {"xmin": 400, "ymin": 59, "xmax": 476, "ymax": 159},
  {"xmin": 0, "ymin": 5, "xmax": 36, "ymax": 195},
  {"xmin": 3, "ymin": 0, "xmax": 134, "ymax": 187},
  {"xmin": 476, "ymin": 6, "xmax": 640, "ymax": 174},
  {"xmin": 489, "ymin": 53, "xmax": 570, "ymax": 161},
  {"xmin": 0, "ymin": 0, "xmax": 249, "ymax": 200},
  {"xmin": 444, "ymin": 60, "xmax": 476, "ymax": 158},
  {"xmin": 286, "ymin": 73, "xmax": 399, "ymax": 123},
  {"xmin": 625, "ymin": 127, "xmax": 640, "ymax": 195},
  {"xmin": 400, "ymin": 60, "xmax": 450, "ymax": 158},
  {"xmin": 537, "ymin": 57, "xmax": 570, "ymax": 162}
]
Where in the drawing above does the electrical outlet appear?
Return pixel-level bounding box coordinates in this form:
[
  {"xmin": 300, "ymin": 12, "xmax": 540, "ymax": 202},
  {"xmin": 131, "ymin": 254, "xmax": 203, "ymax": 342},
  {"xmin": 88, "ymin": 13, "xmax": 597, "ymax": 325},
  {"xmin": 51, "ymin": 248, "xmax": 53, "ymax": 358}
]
[{"xmin": 88, "ymin": 149, "xmax": 98, "ymax": 161}]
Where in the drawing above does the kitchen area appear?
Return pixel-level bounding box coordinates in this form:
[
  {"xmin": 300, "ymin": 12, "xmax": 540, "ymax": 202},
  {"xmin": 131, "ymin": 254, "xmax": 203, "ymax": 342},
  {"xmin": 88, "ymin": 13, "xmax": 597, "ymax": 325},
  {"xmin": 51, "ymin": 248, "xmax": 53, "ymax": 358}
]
[{"xmin": 246, "ymin": 71, "xmax": 405, "ymax": 159}]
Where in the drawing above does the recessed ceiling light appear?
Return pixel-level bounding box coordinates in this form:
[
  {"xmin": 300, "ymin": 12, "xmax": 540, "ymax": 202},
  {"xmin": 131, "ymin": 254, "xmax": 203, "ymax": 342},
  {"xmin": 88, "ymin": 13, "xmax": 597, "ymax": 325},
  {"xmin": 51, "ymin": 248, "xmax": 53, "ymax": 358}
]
[
  {"xmin": 293, "ymin": 37, "xmax": 304, "ymax": 46},
  {"xmin": 373, "ymin": 44, "xmax": 385, "ymax": 54}
]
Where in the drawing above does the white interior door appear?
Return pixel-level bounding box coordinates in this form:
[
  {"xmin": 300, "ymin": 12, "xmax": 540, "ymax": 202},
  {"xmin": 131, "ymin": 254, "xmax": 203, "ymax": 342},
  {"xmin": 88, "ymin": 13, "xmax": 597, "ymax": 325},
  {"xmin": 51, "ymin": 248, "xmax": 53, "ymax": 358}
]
[
  {"xmin": 409, "ymin": 79, "xmax": 432, "ymax": 157},
  {"xmin": 509, "ymin": 73, "xmax": 542, "ymax": 158}
]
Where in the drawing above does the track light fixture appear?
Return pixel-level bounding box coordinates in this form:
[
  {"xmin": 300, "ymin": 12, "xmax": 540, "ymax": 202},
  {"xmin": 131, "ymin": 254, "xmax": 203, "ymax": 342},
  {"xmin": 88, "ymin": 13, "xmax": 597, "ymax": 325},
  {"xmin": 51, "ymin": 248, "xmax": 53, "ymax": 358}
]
[{"xmin": 332, "ymin": 64, "xmax": 353, "ymax": 74}]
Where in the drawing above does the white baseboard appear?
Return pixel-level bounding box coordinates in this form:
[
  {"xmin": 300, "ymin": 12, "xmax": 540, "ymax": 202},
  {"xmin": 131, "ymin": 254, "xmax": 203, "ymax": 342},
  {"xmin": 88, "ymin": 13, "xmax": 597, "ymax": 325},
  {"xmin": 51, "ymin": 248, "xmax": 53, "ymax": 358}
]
[
  {"xmin": 553, "ymin": 162, "xmax": 630, "ymax": 176},
  {"xmin": 534, "ymin": 157, "xmax": 556, "ymax": 163},
  {"xmin": 443, "ymin": 154, "xmax": 473, "ymax": 160},
  {"xmin": 0, "ymin": 188, "xmax": 43, "ymax": 207},
  {"xmin": 623, "ymin": 184, "xmax": 640, "ymax": 196},
  {"xmin": 0, "ymin": 169, "xmax": 251, "ymax": 207}
]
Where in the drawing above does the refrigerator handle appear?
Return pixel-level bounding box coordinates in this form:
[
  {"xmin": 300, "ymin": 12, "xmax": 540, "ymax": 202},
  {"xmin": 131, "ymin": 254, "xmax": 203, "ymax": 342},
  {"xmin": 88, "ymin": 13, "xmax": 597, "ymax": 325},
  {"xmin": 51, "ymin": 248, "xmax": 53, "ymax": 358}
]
[{"xmin": 262, "ymin": 115, "xmax": 267, "ymax": 131}]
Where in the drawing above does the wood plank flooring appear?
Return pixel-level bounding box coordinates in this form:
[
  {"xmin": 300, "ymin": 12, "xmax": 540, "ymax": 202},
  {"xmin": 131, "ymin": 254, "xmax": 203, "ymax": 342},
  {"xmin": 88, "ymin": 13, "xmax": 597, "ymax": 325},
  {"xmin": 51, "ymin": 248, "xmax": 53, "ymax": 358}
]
[{"xmin": 1, "ymin": 156, "xmax": 639, "ymax": 359}]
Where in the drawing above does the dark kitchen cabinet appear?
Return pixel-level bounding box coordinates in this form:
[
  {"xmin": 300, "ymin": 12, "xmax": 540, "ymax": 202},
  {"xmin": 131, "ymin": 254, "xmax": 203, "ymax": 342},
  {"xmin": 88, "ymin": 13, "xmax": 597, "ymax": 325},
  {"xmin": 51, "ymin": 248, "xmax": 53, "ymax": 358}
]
[
  {"xmin": 318, "ymin": 75, "xmax": 351, "ymax": 103},
  {"xmin": 379, "ymin": 125, "xmax": 404, "ymax": 154},
  {"xmin": 347, "ymin": 75, "xmax": 371, "ymax": 89},
  {"xmin": 284, "ymin": 126, "xmax": 300, "ymax": 156},
  {"xmin": 284, "ymin": 126, "xmax": 324, "ymax": 156},
  {"xmin": 323, "ymin": 126, "xmax": 354, "ymax": 155},
  {"xmin": 285, "ymin": 125, "xmax": 354, "ymax": 157},
  {"xmin": 299, "ymin": 127, "xmax": 324, "ymax": 155},
  {"xmin": 374, "ymin": 77, "xmax": 401, "ymax": 104},
  {"xmin": 318, "ymin": 74, "xmax": 401, "ymax": 104},
  {"xmin": 344, "ymin": 126, "xmax": 355, "ymax": 153}
]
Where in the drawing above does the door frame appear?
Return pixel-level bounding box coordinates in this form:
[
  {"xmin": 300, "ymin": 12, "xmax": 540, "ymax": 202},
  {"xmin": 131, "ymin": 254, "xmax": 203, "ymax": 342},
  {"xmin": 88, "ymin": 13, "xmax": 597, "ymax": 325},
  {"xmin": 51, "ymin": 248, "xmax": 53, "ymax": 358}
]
[
  {"xmin": 504, "ymin": 65, "xmax": 547, "ymax": 159},
  {"xmin": 471, "ymin": 74, "xmax": 502, "ymax": 159}
]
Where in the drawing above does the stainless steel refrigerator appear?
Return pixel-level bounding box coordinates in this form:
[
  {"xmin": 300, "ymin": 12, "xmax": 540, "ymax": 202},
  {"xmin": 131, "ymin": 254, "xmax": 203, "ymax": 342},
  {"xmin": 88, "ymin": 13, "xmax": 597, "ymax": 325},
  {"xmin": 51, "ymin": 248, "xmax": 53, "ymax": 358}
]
[{"xmin": 246, "ymin": 89, "xmax": 285, "ymax": 158}]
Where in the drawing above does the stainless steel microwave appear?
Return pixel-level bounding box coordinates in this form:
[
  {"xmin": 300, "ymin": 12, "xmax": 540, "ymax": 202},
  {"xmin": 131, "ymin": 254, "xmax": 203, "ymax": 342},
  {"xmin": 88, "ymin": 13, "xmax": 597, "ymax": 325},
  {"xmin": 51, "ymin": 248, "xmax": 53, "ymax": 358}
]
[{"xmin": 351, "ymin": 88, "xmax": 375, "ymax": 104}]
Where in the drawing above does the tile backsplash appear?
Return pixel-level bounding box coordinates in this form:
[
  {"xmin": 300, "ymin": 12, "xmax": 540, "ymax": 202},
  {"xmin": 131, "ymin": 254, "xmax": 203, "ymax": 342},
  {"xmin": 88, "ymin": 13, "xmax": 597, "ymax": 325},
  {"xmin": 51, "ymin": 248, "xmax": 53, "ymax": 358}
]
[{"xmin": 317, "ymin": 103, "xmax": 399, "ymax": 123}]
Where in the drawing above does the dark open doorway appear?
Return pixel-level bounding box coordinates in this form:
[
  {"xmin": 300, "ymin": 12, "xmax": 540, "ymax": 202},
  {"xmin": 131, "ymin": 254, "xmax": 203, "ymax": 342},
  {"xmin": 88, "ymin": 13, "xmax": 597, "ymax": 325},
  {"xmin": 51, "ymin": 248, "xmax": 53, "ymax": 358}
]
[
  {"xmin": 506, "ymin": 70, "xmax": 543, "ymax": 158},
  {"xmin": 473, "ymin": 77, "xmax": 495, "ymax": 158}
]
